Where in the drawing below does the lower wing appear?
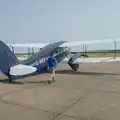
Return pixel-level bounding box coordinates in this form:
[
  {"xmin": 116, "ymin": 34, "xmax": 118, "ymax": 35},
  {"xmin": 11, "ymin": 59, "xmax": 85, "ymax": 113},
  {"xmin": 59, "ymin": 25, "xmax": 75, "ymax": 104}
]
[
  {"xmin": 61, "ymin": 57, "xmax": 120, "ymax": 64},
  {"xmin": 18, "ymin": 57, "xmax": 120, "ymax": 64}
]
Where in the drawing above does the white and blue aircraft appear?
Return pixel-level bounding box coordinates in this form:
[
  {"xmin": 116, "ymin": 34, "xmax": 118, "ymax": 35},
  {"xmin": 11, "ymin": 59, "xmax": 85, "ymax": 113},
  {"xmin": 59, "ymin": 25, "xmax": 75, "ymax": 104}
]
[{"xmin": 1, "ymin": 39, "xmax": 120, "ymax": 83}]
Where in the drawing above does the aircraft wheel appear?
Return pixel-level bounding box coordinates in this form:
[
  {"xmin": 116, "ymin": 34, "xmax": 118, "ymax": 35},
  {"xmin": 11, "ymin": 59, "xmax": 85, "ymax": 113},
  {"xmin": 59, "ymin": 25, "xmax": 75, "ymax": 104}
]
[{"xmin": 73, "ymin": 69, "xmax": 77, "ymax": 71}]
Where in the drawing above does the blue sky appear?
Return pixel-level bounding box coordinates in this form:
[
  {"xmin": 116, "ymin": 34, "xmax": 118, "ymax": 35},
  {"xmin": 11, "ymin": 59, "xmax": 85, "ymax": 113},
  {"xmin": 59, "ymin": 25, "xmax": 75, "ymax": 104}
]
[{"xmin": 0, "ymin": 0, "xmax": 120, "ymax": 52}]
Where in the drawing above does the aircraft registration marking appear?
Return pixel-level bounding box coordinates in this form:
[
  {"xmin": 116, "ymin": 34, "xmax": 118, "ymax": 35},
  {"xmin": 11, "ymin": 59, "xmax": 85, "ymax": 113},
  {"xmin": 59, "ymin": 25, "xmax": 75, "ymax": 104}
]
[
  {"xmin": 38, "ymin": 57, "xmax": 48, "ymax": 64},
  {"xmin": 30, "ymin": 57, "xmax": 49, "ymax": 66}
]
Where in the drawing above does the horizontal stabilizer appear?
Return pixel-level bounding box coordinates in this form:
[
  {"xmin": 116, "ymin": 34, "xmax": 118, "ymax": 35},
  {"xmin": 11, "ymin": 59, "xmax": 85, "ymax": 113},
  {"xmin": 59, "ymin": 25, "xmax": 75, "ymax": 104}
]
[{"xmin": 10, "ymin": 64, "xmax": 37, "ymax": 76}]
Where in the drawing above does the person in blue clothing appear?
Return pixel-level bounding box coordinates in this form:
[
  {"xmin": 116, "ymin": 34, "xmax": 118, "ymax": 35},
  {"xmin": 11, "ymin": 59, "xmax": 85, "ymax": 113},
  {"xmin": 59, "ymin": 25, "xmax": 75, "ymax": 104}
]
[{"xmin": 47, "ymin": 52, "xmax": 58, "ymax": 84}]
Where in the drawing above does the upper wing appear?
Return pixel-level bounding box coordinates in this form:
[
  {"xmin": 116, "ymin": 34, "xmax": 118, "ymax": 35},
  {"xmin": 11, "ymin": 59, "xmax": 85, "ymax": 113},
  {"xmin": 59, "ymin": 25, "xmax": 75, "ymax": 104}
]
[
  {"xmin": 8, "ymin": 43, "xmax": 46, "ymax": 48},
  {"xmin": 21, "ymin": 41, "xmax": 66, "ymax": 65},
  {"xmin": 8, "ymin": 39, "xmax": 120, "ymax": 48},
  {"xmin": 60, "ymin": 39, "xmax": 118, "ymax": 47}
]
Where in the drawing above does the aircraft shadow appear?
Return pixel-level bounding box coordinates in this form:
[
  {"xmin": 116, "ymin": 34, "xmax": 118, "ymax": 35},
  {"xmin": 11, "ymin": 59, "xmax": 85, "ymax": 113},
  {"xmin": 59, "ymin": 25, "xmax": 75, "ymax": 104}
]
[
  {"xmin": 0, "ymin": 72, "xmax": 47, "ymax": 84},
  {"xmin": 24, "ymin": 81, "xmax": 49, "ymax": 84},
  {"xmin": 0, "ymin": 70, "xmax": 119, "ymax": 84},
  {"xmin": 0, "ymin": 78, "xmax": 49, "ymax": 85},
  {"xmin": 0, "ymin": 78, "xmax": 24, "ymax": 84},
  {"xmin": 56, "ymin": 70, "xmax": 120, "ymax": 76}
]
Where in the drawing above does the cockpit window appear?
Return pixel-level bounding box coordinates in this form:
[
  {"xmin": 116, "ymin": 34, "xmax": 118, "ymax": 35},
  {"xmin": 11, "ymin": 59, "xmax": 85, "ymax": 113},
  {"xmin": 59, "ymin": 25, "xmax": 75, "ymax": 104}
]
[{"xmin": 51, "ymin": 47, "xmax": 70, "ymax": 56}]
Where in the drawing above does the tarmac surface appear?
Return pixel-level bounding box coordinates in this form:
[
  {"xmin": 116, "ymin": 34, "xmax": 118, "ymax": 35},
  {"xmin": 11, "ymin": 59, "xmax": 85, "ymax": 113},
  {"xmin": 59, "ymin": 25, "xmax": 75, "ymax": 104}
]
[{"xmin": 0, "ymin": 63, "xmax": 120, "ymax": 120}]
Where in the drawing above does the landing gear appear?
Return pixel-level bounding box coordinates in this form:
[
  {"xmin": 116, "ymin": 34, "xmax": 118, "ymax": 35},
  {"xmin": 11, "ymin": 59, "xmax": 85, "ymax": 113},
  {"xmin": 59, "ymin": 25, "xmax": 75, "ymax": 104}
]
[
  {"xmin": 73, "ymin": 69, "xmax": 77, "ymax": 71},
  {"xmin": 69, "ymin": 64, "xmax": 79, "ymax": 72},
  {"xmin": 8, "ymin": 74, "xmax": 12, "ymax": 82}
]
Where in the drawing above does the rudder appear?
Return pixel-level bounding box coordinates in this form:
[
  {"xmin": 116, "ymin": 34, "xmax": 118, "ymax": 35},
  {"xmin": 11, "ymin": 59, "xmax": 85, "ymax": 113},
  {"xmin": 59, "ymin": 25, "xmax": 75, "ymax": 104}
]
[{"xmin": 0, "ymin": 40, "xmax": 19, "ymax": 75}]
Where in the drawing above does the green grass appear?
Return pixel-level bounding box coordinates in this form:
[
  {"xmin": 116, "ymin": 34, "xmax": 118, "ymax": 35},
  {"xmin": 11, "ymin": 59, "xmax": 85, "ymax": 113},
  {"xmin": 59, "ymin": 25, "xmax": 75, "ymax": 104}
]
[
  {"xmin": 16, "ymin": 54, "xmax": 30, "ymax": 58},
  {"xmin": 0, "ymin": 75, "xmax": 7, "ymax": 79}
]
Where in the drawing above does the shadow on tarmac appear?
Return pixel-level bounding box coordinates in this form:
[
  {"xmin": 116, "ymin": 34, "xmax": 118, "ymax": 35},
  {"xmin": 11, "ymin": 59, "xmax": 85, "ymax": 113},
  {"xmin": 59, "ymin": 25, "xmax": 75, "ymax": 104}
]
[{"xmin": 0, "ymin": 70, "xmax": 119, "ymax": 84}]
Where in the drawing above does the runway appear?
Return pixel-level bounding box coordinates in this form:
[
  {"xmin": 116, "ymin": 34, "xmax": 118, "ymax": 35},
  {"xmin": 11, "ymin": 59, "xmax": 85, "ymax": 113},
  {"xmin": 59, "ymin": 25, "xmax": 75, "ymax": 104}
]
[{"xmin": 0, "ymin": 63, "xmax": 120, "ymax": 120}]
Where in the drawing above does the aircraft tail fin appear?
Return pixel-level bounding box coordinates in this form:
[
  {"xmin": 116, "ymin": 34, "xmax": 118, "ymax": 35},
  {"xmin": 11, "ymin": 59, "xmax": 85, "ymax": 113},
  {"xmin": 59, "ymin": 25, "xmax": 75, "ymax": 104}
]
[
  {"xmin": 68, "ymin": 53, "xmax": 80, "ymax": 71},
  {"xmin": 0, "ymin": 40, "xmax": 20, "ymax": 75}
]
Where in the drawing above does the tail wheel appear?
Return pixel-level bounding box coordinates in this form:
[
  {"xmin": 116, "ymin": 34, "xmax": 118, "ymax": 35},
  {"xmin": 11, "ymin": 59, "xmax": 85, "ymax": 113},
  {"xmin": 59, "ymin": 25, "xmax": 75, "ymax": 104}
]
[{"xmin": 8, "ymin": 73, "xmax": 12, "ymax": 82}]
